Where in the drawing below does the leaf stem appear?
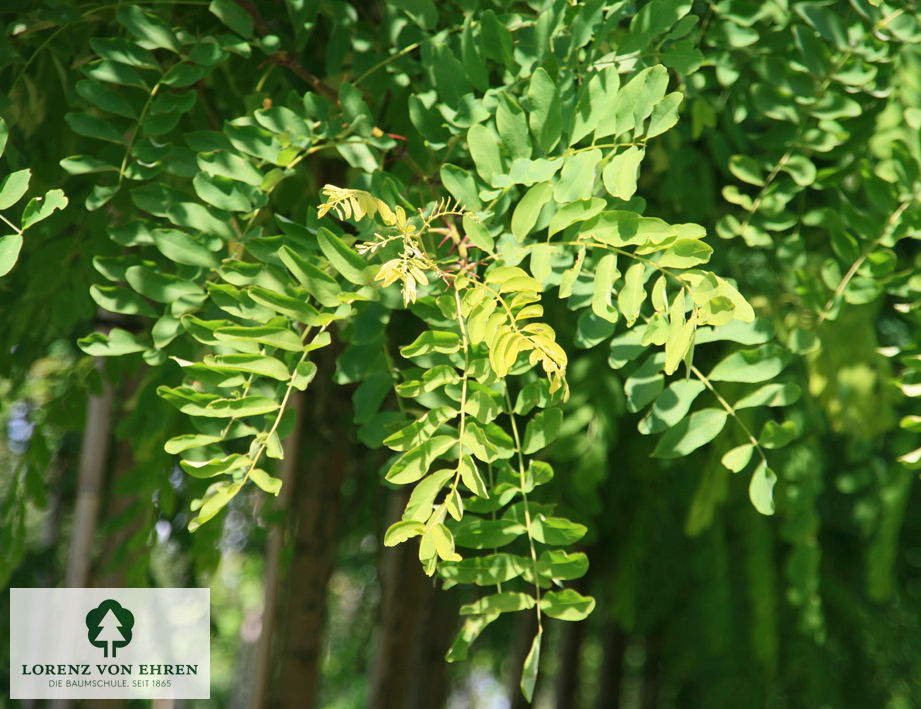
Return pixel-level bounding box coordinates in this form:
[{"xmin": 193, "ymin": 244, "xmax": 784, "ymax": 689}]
[{"xmin": 504, "ymin": 391, "xmax": 543, "ymax": 635}]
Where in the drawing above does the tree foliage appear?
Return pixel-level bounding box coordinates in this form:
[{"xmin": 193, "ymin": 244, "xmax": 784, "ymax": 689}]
[{"xmin": 3, "ymin": 0, "xmax": 921, "ymax": 705}]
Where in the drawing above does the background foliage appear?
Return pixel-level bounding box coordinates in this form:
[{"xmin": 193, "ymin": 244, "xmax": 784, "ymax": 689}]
[{"xmin": 3, "ymin": 0, "xmax": 921, "ymax": 707}]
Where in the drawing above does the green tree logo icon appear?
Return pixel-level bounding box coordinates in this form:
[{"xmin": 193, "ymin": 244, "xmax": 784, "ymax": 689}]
[{"xmin": 86, "ymin": 599, "xmax": 134, "ymax": 658}]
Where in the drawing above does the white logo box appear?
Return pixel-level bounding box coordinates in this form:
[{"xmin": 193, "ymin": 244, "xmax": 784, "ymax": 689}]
[{"xmin": 10, "ymin": 588, "xmax": 210, "ymax": 699}]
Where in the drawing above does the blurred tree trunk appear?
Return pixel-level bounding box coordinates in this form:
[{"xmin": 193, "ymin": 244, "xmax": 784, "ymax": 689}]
[
  {"xmin": 64, "ymin": 358, "xmax": 113, "ymax": 588},
  {"xmin": 555, "ymin": 612, "xmax": 586, "ymax": 707},
  {"xmin": 369, "ymin": 490, "xmax": 450, "ymax": 709},
  {"xmin": 595, "ymin": 623, "xmax": 626, "ymax": 709},
  {"xmin": 271, "ymin": 353, "xmax": 349, "ymax": 709},
  {"xmin": 251, "ymin": 390, "xmax": 304, "ymax": 709}
]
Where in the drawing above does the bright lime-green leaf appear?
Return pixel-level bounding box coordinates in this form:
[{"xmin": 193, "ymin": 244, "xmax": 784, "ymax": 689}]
[
  {"xmin": 116, "ymin": 5, "xmax": 180, "ymax": 51},
  {"xmin": 188, "ymin": 481, "xmax": 241, "ymax": 531},
  {"xmin": 459, "ymin": 591, "xmax": 535, "ymax": 616},
  {"xmin": 729, "ymin": 155, "xmax": 765, "ymax": 186},
  {"xmin": 192, "ymin": 172, "xmax": 253, "ymax": 213},
  {"xmin": 152, "ymin": 228, "xmax": 221, "ymax": 268},
  {"xmin": 446, "ymin": 611, "xmax": 500, "ymax": 662},
  {"xmin": 318, "ymin": 227, "xmax": 371, "ymax": 285},
  {"xmin": 554, "ymin": 149, "xmax": 602, "ymax": 203},
  {"xmin": 0, "ymin": 169, "xmax": 31, "ymax": 209},
  {"xmin": 60, "ymin": 155, "xmax": 118, "ymax": 175},
  {"xmin": 657, "ymin": 239, "xmax": 713, "ymax": 268},
  {"xmin": 618, "ymin": 262, "xmax": 647, "ymax": 326},
  {"xmin": 441, "ymin": 553, "xmax": 528, "ymax": 585},
  {"xmin": 403, "ymin": 468, "xmax": 455, "ymax": 522},
  {"xmin": 496, "ymin": 92, "xmax": 531, "ymax": 160},
  {"xmin": 164, "ymin": 433, "xmax": 224, "ymax": 455},
  {"xmin": 734, "ymin": 382, "xmax": 801, "ymax": 409},
  {"xmin": 209, "ymin": 0, "xmax": 253, "ymax": 37},
  {"xmin": 522, "ymin": 407, "xmax": 562, "ymax": 454},
  {"xmin": 520, "ymin": 632, "xmax": 542, "ymax": 703},
  {"xmin": 537, "ymin": 550, "xmax": 589, "ymax": 581},
  {"xmin": 531, "ymin": 517, "xmax": 587, "ymax": 545},
  {"xmin": 708, "ymin": 345, "xmax": 788, "ymax": 383},
  {"xmin": 430, "ymin": 523, "xmax": 462, "ymax": 561},
  {"xmin": 511, "ymin": 182, "xmax": 553, "ymax": 241},
  {"xmin": 0, "ymin": 234, "xmax": 24, "ymax": 277},
  {"xmin": 453, "ymin": 518, "xmax": 524, "ymax": 548},
  {"xmin": 468, "ymin": 123, "xmax": 504, "ymax": 183},
  {"xmin": 278, "ymin": 245, "xmax": 341, "ymax": 307},
  {"xmin": 591, "ymin": 253, "xmax": 620, "ymax": 323},
  {"xmin": 90, "ymin": 284, "xmax": 158, "ymax": 317},
  {"xmin": 180, "ymin": 454, "xmax": 249, "ymax": 479},
  {"xmin": 385, "ymin": 519, "xmax": 425, "ymax": 546},
  {"xmin": 759, "ymin": 420, "xmax": 798, "ymax": 449},
  {"xmin": 384, "ymin": 406, "xmax": 457, "ymax": 452},
  {"xmin": 249, "ymin": 468, "xmax": 283, "ymax": 495},
  {"xmin": 602, "ymin": 147, "xmax": 644, "ymax": 200},
  {"xmin": 77, "ymin": 328, "xmax": 147, "ymax": 356},
  {"xmin": 213, "ymin": 324, "xmax": 303, "ymax": 351},
  {"xmin": 540, "ymin": 589, "xmax": 596, "ymax": 621},
  {"xmin": 385, "ymin": 436, "xmax": 456, "ymax": 485},
  {"xmin": 203, "ymin": 353, "xmax": 290, "ymax": 380},
  {"xmin": 638, "ymin": 379, "xmax": 705, "ymax": 434},
  {"xmin": 652, "ymin": 408, "xmax": 728, "ymax": 458},
  {"xmin": 647, "ymin": 92, "xmax": 683, "ymax": 138},
  {"xmin": 749, "ymin": 462, "xmax": 777, "ymax": 515},
  {"xmin": 440, "ymin": 164, "xmax": 482, "ymax": 210},
  {"xmin": 459, "ymin": 455, "xmax": 489, "ymax": 497},
  {"xmin": 21, "ymin": 189, "xmax": 67, "ymax": 229},
  {"xmin": 528, "ymin": 68, "xmax": 562, "ymax": 154},
  {"xmin": 204, "ymin": 396, "xmax": 280, "ymax": 418},
  {"xmin": 721, "ymin": 443, "xmax": 754, "ymax": 473},
  {"xmin": 463, "ymin": 214, "xmax": 494, "ymax": 253},
  {"xmin": 400, "ymin": 330, "xmax": 460, "ymax": 357},
  {"xmin": 126, "ymin": 265, "xmax": 202, "ymax": 303}
]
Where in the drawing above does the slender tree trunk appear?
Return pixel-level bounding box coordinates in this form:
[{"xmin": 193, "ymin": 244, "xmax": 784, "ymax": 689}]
[
  {"xmin": 595, "ymin": 623, "xmax": 626, "ymax": 709},
  {"xmin": 368, "ymin": 488, "xmax": 453, "ymax": 709},
  {"xmin": 251, "ymin": 390, "xmax": 305, "ymax": 709},
  {"xmin": 555, "ymin": 614, "xmax": 586, "ymax": 707},
  {"xmin": 368, "ymin": 490, "xmax": 425, "ymax": 709},
  {"xmin": 65, "ymin": 358, "xmax": 114, "ymax": 588},
  {"xmin": 57, "ymin": 357, "xmax": 114, "ymax": 709},
  {"xmin": 405, "ymin": 578, "xmax": 454, "ymax": 709},
  {"xmin": 271, "ymin": 360, "xmax": 349, "ymax": 709}
]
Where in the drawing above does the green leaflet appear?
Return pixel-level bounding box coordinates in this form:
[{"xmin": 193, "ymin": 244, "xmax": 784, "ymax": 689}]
[
  {"xmin": 521, "ymin": 407, "xmax": 562, "ymax": 454},
  {"xmin": 651, "ymin": 408, "xmax": 728, "ymax": 459},
  {"xmin": 540, "ymin": 589, "xmax": 596, "ymax": 621},
  {"xmin": 528, "ymin": 68, "xmax": 563, "ymax": 155},
  {"xmin": 749, "ymin": 462, "xmax": 777, "ymax": 516},
  {"xmin": 385, "ymin": 436, "xmax": 456, "ymax": 485},
  {"xmin": 603, "ymin": 147, "xmax": 644, "ymax": 200},
  {"xmin": 0, "ymin": 169, "xmax": 30, "ymax": 210},
  {"xmin": 520, "ymin": 631, "xmax": 541, "ymax": 703},
  {"xmin": 318, "ymin": 227, "xmax": 372, "ymax": 285},
  {"xmin": 0, "ymin": 235, "xmax": 23, "ymax": 278},
  {"xmin": 708, "ymin": 345, "xmax": 789, "ymax": 383},
  {"xmin": 512, "ymin": 182, "xmax": 553, "ymax": 241},
  {"xmin": 721, "ymin": 444, "xmax": 754, "ymax": 473},
  {"xmin": 459, "ymin": 591, "xmax": 536, "ymax": 615}
]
